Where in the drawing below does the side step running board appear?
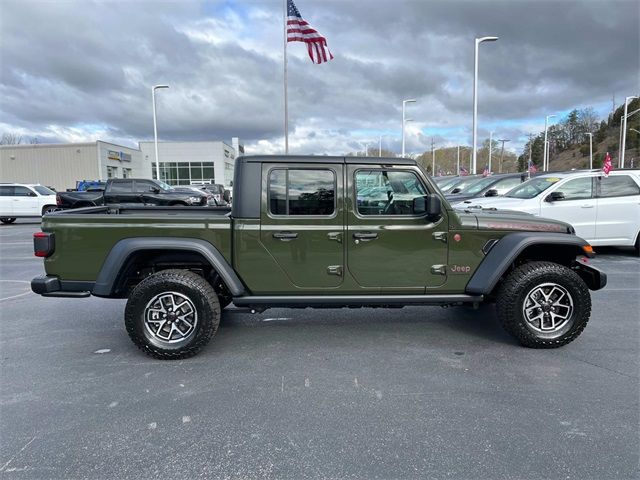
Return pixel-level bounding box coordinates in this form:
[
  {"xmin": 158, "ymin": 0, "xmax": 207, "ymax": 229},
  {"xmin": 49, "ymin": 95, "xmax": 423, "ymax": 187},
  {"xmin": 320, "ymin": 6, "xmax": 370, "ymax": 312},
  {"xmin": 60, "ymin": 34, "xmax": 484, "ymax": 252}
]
[{"xmin": 232, "ymin": 294, "xmax": 483, "ymax": 309}]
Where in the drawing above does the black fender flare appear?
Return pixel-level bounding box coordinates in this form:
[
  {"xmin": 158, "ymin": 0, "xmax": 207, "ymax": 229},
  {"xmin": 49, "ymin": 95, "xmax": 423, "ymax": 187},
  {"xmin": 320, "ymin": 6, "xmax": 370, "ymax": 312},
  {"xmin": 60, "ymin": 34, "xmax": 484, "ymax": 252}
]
[
  {"xmin": 465, "ymin": 232, "xmax": 593, "ymax": 295},
  {"xmin": 92, "ymin": 237, "xmax": 246, "ymax": 297}
]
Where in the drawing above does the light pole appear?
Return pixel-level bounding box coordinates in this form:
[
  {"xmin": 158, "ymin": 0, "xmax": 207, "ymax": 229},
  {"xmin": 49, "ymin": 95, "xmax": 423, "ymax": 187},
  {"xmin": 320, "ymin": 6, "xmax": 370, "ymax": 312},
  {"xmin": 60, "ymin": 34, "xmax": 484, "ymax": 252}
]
[
  {"xmin": 620, "ymin": 95, "xmax": 638, "ymax": 168},
  {"xmin": 543, "ymin": 114, "xmax": 556, "ymax": 171},
  {"xmin": 402, "ymin": 99, "xmax": 416, "ymax": 157},
  {"xmin": 457, "ymin": 145, "xmax": 460, "ymax": 175},
  {"xmin": 585, "ymin": 132, "xmax": 593, "ymax": 169},
  {"xmin": 152, "ymin": 84, "xmax": 169, "ymax": 181},
  {"xmin": 431, "ymin": 138, "xmax": 436, "ymax": 175},
  {"xmin": 472, "ymin": 36, "xmax": 499, "ymax": 174},
  {"xmin": 379, "ymin": 135, "xmax": 382, "ymax": 157},
  {"xmin": 488, "ymin": 131, "xmax": 493, "ymax": 173},
  {"xmin": 498, "ymin": 139, "xmax": 510, "ymax": 173}
]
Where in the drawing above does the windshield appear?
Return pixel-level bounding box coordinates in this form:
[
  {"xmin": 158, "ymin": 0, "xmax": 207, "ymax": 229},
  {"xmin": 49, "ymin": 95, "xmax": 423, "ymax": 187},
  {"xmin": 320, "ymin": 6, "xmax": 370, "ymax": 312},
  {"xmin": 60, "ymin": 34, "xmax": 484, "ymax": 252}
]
[
  {"xmin": 505, "ymin": 176, "xmax": 561, "ymax": 199},
  {"xmin": 33, "ymin": 185, "xmax": 56, "ymax": 196},
  {"xmin": 459, "ymin": 176, "xmax": 497, "ymax": 195},
  {"xmin": 155, "ymin": 180, "xmax": 174, "ymax": 191},
  {"xmin": 439, "ymin": 178, "xmax": 466, "ymax": 193},
  {"xmin": 448, "ymin": 177, "xmax": 480, "ymax": 193}
]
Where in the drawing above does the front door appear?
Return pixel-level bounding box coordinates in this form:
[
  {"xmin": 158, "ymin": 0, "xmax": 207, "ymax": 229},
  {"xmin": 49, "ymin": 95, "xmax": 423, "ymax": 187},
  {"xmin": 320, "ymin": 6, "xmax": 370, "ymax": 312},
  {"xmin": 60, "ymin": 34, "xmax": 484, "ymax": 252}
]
[
  {"xmin": 540, "ymin": 176, "xmax": 596, "ymax": 241},
  {"xmin": 347, "ymin": 166, "xmax": 448, "ymax": 291},
  {"xmin": 259, "ymin": 164, "xmax": 344, "ymax": 289}
]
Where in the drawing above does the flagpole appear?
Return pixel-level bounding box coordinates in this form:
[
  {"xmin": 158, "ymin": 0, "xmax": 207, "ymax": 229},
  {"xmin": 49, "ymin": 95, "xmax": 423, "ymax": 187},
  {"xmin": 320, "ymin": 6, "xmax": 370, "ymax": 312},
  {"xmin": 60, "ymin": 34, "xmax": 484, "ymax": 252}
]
[{"xmin": 283, "ymin": 0, "xmax": 289, "ymax": 154}]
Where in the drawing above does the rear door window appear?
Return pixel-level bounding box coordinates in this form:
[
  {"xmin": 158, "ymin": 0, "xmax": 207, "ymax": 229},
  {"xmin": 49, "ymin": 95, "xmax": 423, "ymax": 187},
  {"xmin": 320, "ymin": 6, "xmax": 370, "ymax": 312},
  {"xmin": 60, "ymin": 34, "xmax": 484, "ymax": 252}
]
[
  {"xmin": 0, "ymin": 186, "xmax": 14, "ymax": 196},
  {"xmin": 598, "ymin": 175, "xmax": 640, "ymax": 197},
  {"xmin": 108, "ymin": 180, "xmax": 134, "ymax": 193},
  {"xmin": 268, "ymin": 169, "xmax": 335, "ymax": 216}
]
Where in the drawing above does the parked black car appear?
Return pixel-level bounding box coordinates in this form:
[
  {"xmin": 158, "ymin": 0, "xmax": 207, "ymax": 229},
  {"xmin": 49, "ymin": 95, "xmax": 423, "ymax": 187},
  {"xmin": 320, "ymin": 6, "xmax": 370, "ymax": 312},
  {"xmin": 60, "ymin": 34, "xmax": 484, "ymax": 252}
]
[
  {"xmin": 57, "ymin": 179, "xmax": 212, "ymax": 209},
  {"xmin": 445, "ymin": 173, "xmax": 528, "ymax": 203}
]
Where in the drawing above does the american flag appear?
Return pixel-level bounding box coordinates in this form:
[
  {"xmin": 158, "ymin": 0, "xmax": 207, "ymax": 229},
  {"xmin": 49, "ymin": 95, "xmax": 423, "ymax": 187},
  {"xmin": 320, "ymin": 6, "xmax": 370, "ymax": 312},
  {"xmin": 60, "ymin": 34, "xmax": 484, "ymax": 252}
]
[
  {"xmin": 459, "ymin": 166, "xmax": 469, "ymax": 176},
  {"xmin": 482, "ymin": 165, "xmax": 490, "ymax": 177},
  {"xmin": 528, "ymin": 159, "xmax": 537, "ymax": 173},
  {"xmin": 287, "ymin": 0, "xmax": 333, "ymax": 64},
  {"xmin": 602, "ymin": 151, "xmax": 613, "ymax": 177}
]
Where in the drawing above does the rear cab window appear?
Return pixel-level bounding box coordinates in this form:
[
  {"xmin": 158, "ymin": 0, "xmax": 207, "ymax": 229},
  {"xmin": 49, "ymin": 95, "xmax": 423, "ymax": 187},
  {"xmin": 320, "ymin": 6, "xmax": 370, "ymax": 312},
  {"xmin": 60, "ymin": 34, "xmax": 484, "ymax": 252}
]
[{"xmin": 108, "ymin": 180, "xmax": 134, "ymax": 193}]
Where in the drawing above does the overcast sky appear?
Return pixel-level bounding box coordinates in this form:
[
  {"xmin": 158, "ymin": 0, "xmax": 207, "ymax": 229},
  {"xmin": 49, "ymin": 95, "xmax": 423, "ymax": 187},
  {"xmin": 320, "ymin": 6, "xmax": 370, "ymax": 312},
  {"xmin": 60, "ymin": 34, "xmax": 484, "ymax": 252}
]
[{"xmin": 1, "ymin": 0, "xmax": 638, "ymax": 156}]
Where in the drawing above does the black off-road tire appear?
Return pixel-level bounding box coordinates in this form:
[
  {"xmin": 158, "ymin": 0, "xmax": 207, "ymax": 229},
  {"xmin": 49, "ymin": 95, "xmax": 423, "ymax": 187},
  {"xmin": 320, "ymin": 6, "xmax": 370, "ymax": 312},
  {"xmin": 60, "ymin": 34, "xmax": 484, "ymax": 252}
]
[
  {"xmin": 124, "ymin": 269, "xmax": 220, "ymax": 359},
  {"xmin": 0, "ymin": 218, "xmax": 16, "ymax": 224},
  {"xmin": 495, "ymin": 261, "xmax": 591, "ymax": 348}
]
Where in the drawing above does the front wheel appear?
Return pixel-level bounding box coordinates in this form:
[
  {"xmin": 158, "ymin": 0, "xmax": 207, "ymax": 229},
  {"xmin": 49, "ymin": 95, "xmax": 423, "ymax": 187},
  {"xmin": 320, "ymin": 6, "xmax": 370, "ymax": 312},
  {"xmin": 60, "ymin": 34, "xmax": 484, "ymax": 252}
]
[
  {"xmin": 495, "ymin": 261, "xmax": 591, "ymax": 348},
  {"xmin": 124, "ymin": 269, "xmax": 221, "ymax": 359},
  {"xmin": 0, "ymin": 218, "xmax": 16, "ymax": 224},
  {"xmin": 42, "ymin": 205, "xmax": 57, "ymax": 215}
]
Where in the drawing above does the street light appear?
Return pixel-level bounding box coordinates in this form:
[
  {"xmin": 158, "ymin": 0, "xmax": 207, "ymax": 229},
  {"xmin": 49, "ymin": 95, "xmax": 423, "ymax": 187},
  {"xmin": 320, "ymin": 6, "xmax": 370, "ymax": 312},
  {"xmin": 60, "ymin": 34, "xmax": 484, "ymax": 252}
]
[
  {"xmin": 620, "ymin": 95, "xmax": 638, "ymax": 168},
  {"xmin": 488, "ymin": 131, "xmax": 493, "ymax": 173},
  {"xmin": 402, "ymin": 99, "xmax": 417, "ymax": 157},
  {"xmin": 472, "ymin": 36, "xmax": 498, "ymax": 174},
  {"xmin": 630, "ymin": 128, "xmax": 640, "ymax": 135},
  {"xmin": 585, "ymin": 132, "xmax": 593, "ymax": 169},
  {"xmin": 543, "ymin": 114, "xmax": 556, "ymax": 171},
  {"xmin": 152, "ymin": 85, "xmax": 169, "ymax": 181},
  {"xmin": 498, "ymin": 139, "xmax": 510, "ymax": 173}
]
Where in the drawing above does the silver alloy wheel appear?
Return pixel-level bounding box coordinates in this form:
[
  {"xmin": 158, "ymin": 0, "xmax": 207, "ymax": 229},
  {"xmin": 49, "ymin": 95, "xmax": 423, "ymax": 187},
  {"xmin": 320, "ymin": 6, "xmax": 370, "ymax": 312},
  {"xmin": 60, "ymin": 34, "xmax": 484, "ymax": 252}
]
[
  {"xmin": 522, "ymin": 282, "xmax": 574, "ymax": 333},
  {"xmin": 144, "ymin": 291, "xmax": 198, "ymax": 343}
]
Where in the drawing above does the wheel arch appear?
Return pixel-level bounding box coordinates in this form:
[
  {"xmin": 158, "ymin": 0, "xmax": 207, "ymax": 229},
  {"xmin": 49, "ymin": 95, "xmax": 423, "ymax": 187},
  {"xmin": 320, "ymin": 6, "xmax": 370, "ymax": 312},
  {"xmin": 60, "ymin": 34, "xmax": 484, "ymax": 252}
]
[
  {"xmin": 92, "ymin": 237, "xmax": 246, "ymax": 298},
  {"xmin": 465, "ymin": 232, "xmax": 592, "ymax": 296}
]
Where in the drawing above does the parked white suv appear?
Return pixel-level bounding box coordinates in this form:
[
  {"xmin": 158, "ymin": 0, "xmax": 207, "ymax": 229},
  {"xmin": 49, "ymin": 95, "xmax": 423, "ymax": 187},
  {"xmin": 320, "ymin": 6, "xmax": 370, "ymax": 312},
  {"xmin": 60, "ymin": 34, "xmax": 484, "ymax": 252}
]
[
  {"xmin": 453, "ymin": 170, "xmax": 640, "ymax": 252},
  {"xmin": 0, "ymin": 184, "xmax": 58, "ymax": 224}
]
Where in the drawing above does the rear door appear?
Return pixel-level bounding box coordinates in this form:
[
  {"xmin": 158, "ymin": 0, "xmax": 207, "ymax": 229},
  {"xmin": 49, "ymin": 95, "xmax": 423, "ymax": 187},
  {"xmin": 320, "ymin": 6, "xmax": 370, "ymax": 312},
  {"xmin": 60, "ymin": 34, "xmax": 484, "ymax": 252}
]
[
  {"xmin": 594, "ymin": 174, "xmax": 640, "ymax": 245},
  {"xmin": 259, "ymin": 163, "xmax": 344, "ymax": 289},
  {"xmin": 12, "ymin": 186, "xmax": 40, "ymax": 215},
  {"xmin": 104, "ymin": 180, "xmax": 135, "ymax": 204},
  {"xmin": 539, "ymin": 176, "xmax": 596, "ymax": 241},
  {"xmin": 0, "ymin": 186, "xmax": 14, "ymax": 217},
  {"xmin": 347, "ymin": 166, "xmax": 448, "ymax": 291}
]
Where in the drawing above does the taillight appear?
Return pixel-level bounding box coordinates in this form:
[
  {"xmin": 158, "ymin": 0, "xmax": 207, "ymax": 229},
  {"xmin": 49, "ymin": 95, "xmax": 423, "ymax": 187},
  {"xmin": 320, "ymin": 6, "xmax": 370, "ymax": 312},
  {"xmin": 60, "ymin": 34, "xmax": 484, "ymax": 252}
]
[
  {"xmin": 34, "ymin": 232, "xmax": 55, "ymax": 258},
  {"xmin": 56, "ymin": 194, "xmax": 62, "ymax": 206}
]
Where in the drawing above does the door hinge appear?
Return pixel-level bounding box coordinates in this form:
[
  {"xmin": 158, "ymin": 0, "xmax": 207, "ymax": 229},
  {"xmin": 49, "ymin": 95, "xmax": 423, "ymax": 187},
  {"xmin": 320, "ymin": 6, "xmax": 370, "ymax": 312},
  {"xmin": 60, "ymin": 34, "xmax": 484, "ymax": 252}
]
[
  {"xmin": 431, "ymin": 264, "xmax": 447, "ymax": 275},
  {"xmin": 327, "ymin": 232, "xmax": 342, "ymax": 243},
  {"xmin": 327, "ymin": 265, "xmax": 343, "ymax": 276},
  {"xmin": 432, "ymin": 232, "xmax": 447, "ymax": 243}
]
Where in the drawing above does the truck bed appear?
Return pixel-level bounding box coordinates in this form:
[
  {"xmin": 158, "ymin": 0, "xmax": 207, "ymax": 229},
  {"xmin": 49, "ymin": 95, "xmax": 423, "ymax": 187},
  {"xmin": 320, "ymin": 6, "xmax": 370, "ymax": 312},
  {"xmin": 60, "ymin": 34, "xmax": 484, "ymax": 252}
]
[{"xmin": 42, "ymin": 205, "xmax": 233, "ymax": 282}]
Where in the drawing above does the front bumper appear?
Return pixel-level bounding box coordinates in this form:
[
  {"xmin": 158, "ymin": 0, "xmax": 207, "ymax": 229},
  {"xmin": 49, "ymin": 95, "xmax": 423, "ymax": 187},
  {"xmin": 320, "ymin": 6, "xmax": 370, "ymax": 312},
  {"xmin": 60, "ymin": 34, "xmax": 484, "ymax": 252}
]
[{"xmin": 31, "ymin": 275, "xmax": 91, "ymax": 298}]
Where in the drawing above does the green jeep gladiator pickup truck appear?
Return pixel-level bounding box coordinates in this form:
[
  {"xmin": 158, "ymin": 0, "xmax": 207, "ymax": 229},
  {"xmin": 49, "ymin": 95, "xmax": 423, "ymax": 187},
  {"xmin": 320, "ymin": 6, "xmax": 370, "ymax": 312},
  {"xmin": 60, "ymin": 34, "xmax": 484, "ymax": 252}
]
[{"xmin": 31, "ymin": 156, "xmax": 606, "ymax": 359}]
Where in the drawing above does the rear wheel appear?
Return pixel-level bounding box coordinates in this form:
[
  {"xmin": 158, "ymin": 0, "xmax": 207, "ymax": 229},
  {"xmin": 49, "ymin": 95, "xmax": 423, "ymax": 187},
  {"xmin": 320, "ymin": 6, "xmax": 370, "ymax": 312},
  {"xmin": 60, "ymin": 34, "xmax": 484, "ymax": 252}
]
[
  {"xmin": 0, "ymin": 218, "xmax": 16, "ymax": 224},
  {"xmin": 124, "ymin": 269, "xmax": 220, "ymax": 359},
  {"xmin": 496, "ymin": 261, "xmax": 591, "ymax": 348}
]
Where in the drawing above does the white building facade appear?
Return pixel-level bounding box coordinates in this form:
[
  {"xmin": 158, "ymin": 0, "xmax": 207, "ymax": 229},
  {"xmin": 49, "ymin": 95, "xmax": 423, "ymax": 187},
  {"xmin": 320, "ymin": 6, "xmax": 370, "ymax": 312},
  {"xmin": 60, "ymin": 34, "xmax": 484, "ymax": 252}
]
[
  {"xmin": 138, "ymin": 140, "xmax": 239, "ymax": 187},
  {"xmin": 0, "ymin": 141, "xmax": 144, "ymax": 191}
]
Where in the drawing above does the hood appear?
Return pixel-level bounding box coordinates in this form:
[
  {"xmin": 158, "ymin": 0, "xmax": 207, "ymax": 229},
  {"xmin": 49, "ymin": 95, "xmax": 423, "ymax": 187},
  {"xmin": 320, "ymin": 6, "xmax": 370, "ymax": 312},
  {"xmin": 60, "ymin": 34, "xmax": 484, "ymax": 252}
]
[
  {"xmin": 452, "ymin": 196, "xmax": 536, "ymax": 211},
  {"xmin": 472, "ymin": 209, "xmax": 573, "ymax": 234}
]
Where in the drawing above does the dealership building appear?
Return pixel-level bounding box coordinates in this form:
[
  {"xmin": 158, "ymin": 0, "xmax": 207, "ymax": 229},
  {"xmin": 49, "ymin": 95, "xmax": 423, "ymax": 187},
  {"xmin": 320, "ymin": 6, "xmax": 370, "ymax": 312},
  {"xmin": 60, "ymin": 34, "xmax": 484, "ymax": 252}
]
[{"xmin": 0, "ymin": 138, "xmax": 242, "ymax": 191}]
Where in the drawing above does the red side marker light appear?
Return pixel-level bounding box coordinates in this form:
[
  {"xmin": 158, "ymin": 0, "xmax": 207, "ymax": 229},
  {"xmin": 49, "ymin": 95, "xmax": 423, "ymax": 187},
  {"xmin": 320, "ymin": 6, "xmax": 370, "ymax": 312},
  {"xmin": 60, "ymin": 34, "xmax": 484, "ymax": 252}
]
[{"xmin": 453, "ymin": 234, "xmax": 461, "ymax": 242}]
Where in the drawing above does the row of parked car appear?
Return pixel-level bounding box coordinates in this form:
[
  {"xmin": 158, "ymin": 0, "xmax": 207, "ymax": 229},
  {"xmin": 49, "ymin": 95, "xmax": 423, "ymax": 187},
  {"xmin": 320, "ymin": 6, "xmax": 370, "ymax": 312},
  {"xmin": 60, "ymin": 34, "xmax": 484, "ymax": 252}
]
[
  {"xmin": 434, "ymin": 169, "xmax": 640, "ymax": 252},
  {"xmin": 0, "ymin": 179, "xmax": 232, "ymax": 224}
]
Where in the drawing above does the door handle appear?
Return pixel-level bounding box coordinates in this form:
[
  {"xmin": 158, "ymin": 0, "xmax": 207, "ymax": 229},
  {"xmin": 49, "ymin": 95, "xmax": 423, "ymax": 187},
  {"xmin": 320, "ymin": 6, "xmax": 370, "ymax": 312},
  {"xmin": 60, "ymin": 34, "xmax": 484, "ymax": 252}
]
[
  {"xmin": 580, "ymin": 204, "xmax": 594, "ymax": 208},
  {"xmin": 353, "ymin": 232, "xmax": 378, "ymax": 241},
  {"xmin": 273, "ymin": 232, "xmax": 298, "ymax": 241}
]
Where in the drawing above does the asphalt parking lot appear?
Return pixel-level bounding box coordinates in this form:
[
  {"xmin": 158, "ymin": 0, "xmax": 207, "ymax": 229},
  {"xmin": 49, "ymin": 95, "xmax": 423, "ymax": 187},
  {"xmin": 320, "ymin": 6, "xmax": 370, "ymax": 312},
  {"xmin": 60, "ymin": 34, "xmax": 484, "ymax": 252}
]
[{"xmin": 1, "ymin": 219, "xmax": 638, "ymax": 480}]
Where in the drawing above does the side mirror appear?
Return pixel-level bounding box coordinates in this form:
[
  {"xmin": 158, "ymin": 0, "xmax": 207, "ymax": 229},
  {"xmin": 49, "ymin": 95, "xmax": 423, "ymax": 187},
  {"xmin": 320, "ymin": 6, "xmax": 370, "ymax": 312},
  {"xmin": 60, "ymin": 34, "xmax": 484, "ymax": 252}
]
[
  {"xmin": 545, "ymin": 191, "xmax": 565, "ymax": 202},
  {"xmin": 223, "ymin": 190, "xmax": 231, "ymax": 203},
  {"xmin": 413, "ymin": 194, "xmax": 441, "ymax": 218},
  {"xmin": 485, "ymin": 189, "xmax": 498, "ymax": 197}
]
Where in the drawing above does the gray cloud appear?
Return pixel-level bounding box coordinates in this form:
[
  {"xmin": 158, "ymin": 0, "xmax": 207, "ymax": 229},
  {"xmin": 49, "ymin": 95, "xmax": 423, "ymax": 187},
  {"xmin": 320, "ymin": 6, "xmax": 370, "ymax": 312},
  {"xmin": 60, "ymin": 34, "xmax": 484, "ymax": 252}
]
[{"xmin": 0, "ymin": 0, "xmax": 638, "ymax": 156}]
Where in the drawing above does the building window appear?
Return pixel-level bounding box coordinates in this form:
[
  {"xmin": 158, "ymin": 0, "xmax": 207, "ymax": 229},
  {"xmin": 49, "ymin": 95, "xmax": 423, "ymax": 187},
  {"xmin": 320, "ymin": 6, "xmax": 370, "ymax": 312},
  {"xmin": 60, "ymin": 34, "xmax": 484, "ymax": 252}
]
[
  {"xmin": 151, "ymin": 161, "xmax": 215, "ymax": 186},
  {"xmin": 122, "ymin": 168, "xmax": 132, "ymax": 179},
  {"xmin": 107, "ymin": 166, "xmax": 118, "ymax": 179}
]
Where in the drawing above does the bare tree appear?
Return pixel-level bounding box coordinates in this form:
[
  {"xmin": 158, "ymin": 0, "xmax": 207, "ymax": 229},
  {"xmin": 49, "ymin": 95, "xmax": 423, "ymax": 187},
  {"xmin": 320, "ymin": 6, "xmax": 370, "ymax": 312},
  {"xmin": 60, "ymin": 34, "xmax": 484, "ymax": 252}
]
[{"xmin": 0, "ymin": 133, "xmax": 23, "ymax": 145}]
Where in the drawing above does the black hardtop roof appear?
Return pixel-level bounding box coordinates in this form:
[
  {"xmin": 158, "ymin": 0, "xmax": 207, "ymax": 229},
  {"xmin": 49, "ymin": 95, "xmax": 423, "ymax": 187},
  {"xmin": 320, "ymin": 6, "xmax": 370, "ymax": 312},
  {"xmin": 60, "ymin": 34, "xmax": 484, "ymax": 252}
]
[{"xmin": 237, "ymin": 155, "xmax": 417, "ymax": 166}]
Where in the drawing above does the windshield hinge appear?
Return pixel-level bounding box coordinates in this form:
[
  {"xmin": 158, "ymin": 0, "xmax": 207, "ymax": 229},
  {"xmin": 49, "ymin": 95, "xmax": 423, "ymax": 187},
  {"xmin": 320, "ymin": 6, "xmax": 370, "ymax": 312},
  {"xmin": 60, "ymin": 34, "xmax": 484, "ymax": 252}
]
[{"xmin": 432, "ymin": 232, "xmax": 447, "ymax": 243}]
